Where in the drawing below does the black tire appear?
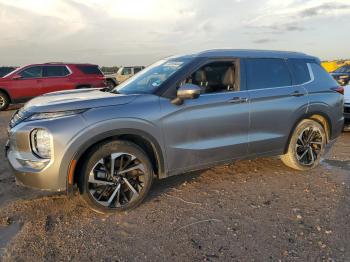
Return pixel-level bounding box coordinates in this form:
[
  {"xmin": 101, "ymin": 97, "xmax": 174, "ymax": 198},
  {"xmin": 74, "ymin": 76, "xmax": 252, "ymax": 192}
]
[
  {"xmin": 76, "ymin": 85, "xmax": 90, "ymax": 89},
  {"xmin": 78, "ymin": 140, "xmax": 153, "ymax": 214},
  {"xmin": 0, "ymin": 91, "xmax": 10, "ymax": 111},
  {"xmin": 106, "ymin": 79, "xmax": 116, "ymax": 90},
  {"xmin": 281, "ymin": 119, "xmax": 326, "ymax": 171}
]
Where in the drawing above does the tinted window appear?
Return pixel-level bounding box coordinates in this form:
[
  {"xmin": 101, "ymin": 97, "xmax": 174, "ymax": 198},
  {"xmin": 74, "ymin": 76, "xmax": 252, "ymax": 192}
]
[
  {"xmin": 134, "ymin": 67, "xmax": 142, "ymax": 74},
  {"xmin": 77, "ymin": 65, "xmax": 102, "ymax": 75},
  {"xmin": 288, "ymin": 59, "xmax": 311, "ymax": 84},
  {"xmin": 44, "ymin": 66, "xmax": 70, "ymax": 77},
  {"xmin": 19, "ymin": 66, "xmax": 43, "ymax": 79},
  {"xmin": 246, "ymin": 59, "xmax": 291, "ymax": 90}
]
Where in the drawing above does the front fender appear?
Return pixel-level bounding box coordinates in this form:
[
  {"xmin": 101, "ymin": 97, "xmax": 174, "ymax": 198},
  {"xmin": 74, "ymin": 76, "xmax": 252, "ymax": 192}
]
[{"xmin": 59, "ymin": 118, "xmax": 166, "ymax": 192}]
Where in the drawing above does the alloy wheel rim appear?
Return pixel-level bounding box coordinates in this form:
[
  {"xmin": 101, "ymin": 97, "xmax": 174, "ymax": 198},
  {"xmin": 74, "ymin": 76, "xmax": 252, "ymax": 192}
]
[
  {"xmin": 88, "ymin": 152, "xmax": 146, "ymax": 208},
  {"xmin": 295, "ymin": 126, "xmax": 324, "ymax": 166},
  {"xmin": 0, "ymin": 96, "xmax": 4, "ymax": 107}
]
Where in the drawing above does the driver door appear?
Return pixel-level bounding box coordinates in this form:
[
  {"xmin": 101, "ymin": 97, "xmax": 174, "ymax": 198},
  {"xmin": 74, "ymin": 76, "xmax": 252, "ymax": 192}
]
[
  {"xmin": 160, "ymin": 60, "xmax": 250, "ymax": 173},
  {"xmin": 11, "ymin": 66, "xmax": 44, "ymax": 101}
]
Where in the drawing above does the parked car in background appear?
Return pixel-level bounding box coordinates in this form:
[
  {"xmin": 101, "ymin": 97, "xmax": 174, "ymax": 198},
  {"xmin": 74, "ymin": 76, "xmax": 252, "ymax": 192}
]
[
  {"xmin": 6, "ymin": 50, "xmax": 344, "ymax": 213},
  {"xmin": 0, "ymin": 63, "xmax": 106, "ymax": 110},
  {"xmin": 104, "ymin": 66, "xmax": 144, "ymax": 89},
  {"xmin": 330, "ymin": 65, "xmax": 350, "ymax": 86},
  {"xmin": 344, "ymin": 85, "xmax": 350, "ymax": 131},
  {"xmin": 0, "ymin": 66, "xmax": 17, "ymax": 77}
]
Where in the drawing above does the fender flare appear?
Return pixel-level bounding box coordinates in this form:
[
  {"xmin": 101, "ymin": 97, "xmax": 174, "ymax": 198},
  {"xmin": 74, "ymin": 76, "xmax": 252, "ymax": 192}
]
[{"xmin": 64, "ymin": 128, "xmax": 166, "ymax": 193}]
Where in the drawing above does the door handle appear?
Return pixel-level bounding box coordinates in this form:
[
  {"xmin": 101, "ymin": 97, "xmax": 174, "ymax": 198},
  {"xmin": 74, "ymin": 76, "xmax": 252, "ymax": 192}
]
[
  {"xmin": 290, "ymin": 91, "xmax": 304, "ymax": 97},
  {"xmin": 228, "ymin": 97, "xmax": 248, "ymax": 103}
]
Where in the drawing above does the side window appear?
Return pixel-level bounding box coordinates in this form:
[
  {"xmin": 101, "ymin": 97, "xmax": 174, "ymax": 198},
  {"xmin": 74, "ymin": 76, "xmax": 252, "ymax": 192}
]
[
  {"xmin": 122, "ymin": 68, "xmax": 132, "ymax": 75},
  {"xmin": 19, "ymin": 66, "xmax": 43, "ymax": 79},
  {"xmin": 246, "ymin": 59, "xmax": 291, "ymax": 90},
  {"xmin": 44, "ymin": 66, "xmax": 70, "ymax": 77},
  {"xmin": 134, "ymin": 67, "xmax": 142, "ymax": 74},
  {"xmin": 182, "ymin": 61, "xmax": 239, "ymax": 93},
  {"xmin": 288, "ymin": 59, "xmax": 311, "ymax": 85},
  {"xmin": 76, "ymin": 65, "xmax": 103, "ymax": 75}
]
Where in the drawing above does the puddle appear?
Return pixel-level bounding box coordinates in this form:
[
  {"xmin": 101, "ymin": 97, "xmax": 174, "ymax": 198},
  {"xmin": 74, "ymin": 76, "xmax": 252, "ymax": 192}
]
[
  {"xmin": 322, "ymin": 159, "xmax": 350, "ymax": 171},
  {"xmin": 0, "ymin": 222, "xmax": 21, "ymax": 257}
]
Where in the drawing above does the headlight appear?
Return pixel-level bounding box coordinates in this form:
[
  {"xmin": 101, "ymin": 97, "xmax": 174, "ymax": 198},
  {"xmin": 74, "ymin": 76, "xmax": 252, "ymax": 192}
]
[
  {"xmin": 26, "ymin": 109, "xmax": 87, "ymax": 122},
  {"xmin": 30, "ymin": 129, "xmax": 52, "ymax": 159}
]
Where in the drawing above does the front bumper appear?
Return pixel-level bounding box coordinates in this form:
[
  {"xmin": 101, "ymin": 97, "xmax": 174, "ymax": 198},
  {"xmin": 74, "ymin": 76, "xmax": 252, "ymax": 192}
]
[{"xmin": 5, "ymin": 114, "xmax": 87, "ymax": 192}]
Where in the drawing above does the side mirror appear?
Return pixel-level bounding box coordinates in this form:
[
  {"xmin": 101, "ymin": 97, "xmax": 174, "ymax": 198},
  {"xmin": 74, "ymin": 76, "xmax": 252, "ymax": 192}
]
[
  {"xmin": 12, "ymin": 74, "xmax": 22, "ymax": 80},
  {"xmin": 172, "ymin": 84, "xmax": 201, "ymax": 105}
]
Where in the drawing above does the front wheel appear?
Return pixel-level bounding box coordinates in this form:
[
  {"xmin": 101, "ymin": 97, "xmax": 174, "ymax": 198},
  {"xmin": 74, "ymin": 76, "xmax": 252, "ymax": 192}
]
[
  {"xmin": 281, "ymin": 119, "xmax": 326, "ymax": 171},
  {"xmin": 0, "ymin": 91, "xmax": 10, "ymax": 111},
  {"xmin": 78, "ymin": 140, "xmax": 153, "ymax": 213}
]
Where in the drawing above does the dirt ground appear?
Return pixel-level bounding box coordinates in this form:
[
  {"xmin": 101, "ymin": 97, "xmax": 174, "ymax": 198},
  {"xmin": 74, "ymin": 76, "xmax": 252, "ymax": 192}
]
[{"xmin": 0, "ymin": 107, "xmax": 349, "ymax": 262}]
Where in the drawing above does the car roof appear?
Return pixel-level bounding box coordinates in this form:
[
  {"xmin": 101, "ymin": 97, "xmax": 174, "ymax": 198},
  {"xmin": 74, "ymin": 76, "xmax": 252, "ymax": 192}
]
[
  {"xmin": 22, "ymin": 63, "xmax": 99, "ymax": 67},
  {"xmin": 170, "ymin": 49, "xmax": 318, "ymax": 60}
]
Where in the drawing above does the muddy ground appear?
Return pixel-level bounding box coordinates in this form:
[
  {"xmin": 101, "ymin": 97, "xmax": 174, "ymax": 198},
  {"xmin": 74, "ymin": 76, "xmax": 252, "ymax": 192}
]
[{"xmin": 0, "ymin": 107, "xmax": 349, "ymax": 261}]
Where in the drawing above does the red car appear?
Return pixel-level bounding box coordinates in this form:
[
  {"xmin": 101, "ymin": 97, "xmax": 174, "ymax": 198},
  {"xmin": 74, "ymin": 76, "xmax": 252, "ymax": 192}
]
[{"xmin": 0, "ymin": 63, "xmax": 106, "ymax": 110}]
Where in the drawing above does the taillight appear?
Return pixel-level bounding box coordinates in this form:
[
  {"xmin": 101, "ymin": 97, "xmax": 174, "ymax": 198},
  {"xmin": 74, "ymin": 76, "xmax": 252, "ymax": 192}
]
[{"xmin": 331, "ymin": 86, "xmax": 344, "ymax": 95}]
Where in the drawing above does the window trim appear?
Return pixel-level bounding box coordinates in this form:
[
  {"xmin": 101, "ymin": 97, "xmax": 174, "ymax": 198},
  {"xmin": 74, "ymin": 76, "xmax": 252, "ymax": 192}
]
[{"xmin": 42, "ymin": 65, "xmax": 72, "ymax": 78}]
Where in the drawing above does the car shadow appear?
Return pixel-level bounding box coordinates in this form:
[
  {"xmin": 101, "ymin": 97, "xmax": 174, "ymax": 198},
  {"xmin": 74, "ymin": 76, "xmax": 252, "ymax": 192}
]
[{"xmin": 145, "ymin": 170, "xmax": 206, "ymax": 203}]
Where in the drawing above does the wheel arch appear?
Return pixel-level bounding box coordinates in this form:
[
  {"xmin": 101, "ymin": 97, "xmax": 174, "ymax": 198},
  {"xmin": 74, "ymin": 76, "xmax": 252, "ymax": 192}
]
[
  {"xmin": 284, "ymin": 111, "xmax": 332, "ymax": 154},
  {"xmin": 68, "ymin": 128, "xmax": 166, "ymax": 193},
  {"xmin": 105, "ymin": 77, "xmax": 117, "ymax": 85},
  {"xmin": 0, "ymin": 88, "xmax": 12, "ymax": 102},
  {"xmin": 75, "ymin": 84, "xmax": 92, "ymax": 89}
]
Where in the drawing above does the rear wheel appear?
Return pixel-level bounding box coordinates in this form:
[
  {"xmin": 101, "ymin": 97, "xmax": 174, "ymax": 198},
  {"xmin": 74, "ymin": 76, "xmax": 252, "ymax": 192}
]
[
  {"xmin": 78, "ymin": 140, "xmax": 153, "ymax": 213},
  {"xmin": 281, "ymin": 119, "xmax": 326, "ymax": 171},
  {"xmin": 0, "ymin": 91, "xmax": 10, "ymax": 111},
  {"xmin": 106, "ymin": 79, "xmax": 116, "ymax": 90}
]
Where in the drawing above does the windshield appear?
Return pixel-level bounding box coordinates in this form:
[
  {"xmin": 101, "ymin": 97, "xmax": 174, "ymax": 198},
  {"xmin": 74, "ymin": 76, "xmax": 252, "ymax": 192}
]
[
  {"xmin": 334, "ymin": 65, "xmax": 350, "ymax": 73},
  {"xmin": 113, "ymin": 58, "xmax": 191, "ymax": 94}
]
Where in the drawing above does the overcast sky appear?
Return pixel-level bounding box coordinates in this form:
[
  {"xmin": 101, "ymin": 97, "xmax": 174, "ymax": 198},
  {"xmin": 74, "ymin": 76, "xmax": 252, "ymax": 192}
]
[{"xmin": 0, "ymin": 0, "xmax": 349, "ymax": 66}]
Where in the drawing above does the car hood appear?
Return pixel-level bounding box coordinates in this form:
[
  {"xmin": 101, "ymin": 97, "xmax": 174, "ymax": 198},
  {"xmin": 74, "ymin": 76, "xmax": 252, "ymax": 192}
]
[{"xmin": 23, "ymin": 88, "xmax": 137, "ymax": 113}]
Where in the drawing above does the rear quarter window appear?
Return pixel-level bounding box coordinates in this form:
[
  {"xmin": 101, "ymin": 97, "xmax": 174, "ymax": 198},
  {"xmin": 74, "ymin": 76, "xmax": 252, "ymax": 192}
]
[
  {"xmin": 246, "ymin": 58, "xmax": 292, "ymax": 90},
  {"xmin": 310, "ymin": 63, "xmax": 338, "ymax": 86},
  {"xmin": 288, "ymin": 59, "xmax": 311, "ymax": 85},
  {"xmin": 76, "ymin": 65, "xmax": 103, "ymax": 75}
]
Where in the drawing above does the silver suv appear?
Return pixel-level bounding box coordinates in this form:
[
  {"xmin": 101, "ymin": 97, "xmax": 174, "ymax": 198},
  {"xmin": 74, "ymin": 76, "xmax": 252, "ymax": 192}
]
[{"xmin": 6, "ymin": 50, "xmax": 344, "ymax": 213}]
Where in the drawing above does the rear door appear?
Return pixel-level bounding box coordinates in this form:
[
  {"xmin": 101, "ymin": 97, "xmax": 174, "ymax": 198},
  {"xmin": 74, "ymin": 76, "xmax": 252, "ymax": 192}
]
[
  {"xmin": 41, "ymin": 65, "xmax": 72, "ymax": 94},
  {"xmin": 11, "ymin": 66, "xmax": 44, "ymax": 101},
  {"xmin": 244, "ymin": 58, "xmax": 309, "ymax": 156}
]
